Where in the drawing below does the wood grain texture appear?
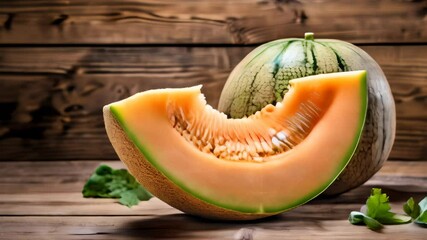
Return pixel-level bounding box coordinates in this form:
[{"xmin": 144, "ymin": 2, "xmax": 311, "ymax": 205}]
[
  {"xmin": 0, "ymin": 0, "xmax": 426, "ymax": 44},
  {"xmin": 0, "ymin": 160, "xmax": 426, "ymax": 239},
  {"xmin": 363, "ymin": 45, "xmax": 427, "ymax": 160},
  {"xmin": 1, "ymin": 216, "xmax": 426, "ymax": 240},
  {"xmin": 0, "ymin": 45, "xmax": 425, "ymax": 161},
  {"xmin": 0, "ymin": 47, "xmax": 243, "ymax": 160},
  {"xmin": 0, "ymin": 46, "xmax": 427, "ymax": 160}
]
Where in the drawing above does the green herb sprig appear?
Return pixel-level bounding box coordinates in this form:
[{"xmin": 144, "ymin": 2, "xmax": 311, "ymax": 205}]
[
  {"xmin": 349, "ymin": 188, "xmax": 427, "ymax": 230},
  {"xmin": 82, "ymin": 164, "xmax": 152, "ymax": 207}
]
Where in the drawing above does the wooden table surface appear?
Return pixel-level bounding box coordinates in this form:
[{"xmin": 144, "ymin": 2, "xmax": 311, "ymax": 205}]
[{"xmin": 0, "ymin": 160, "xmax": 426, "ymax": 239}]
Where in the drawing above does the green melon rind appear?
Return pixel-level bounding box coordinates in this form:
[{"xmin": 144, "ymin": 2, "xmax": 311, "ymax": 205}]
[{"xmin": 109, "ymin": 72, "xmax": 368, "ymax": 214}]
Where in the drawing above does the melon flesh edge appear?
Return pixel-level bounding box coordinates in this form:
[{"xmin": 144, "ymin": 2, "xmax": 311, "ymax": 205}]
[{"xmin": 106, "ymin": 71, "xmax": 368, "ymax": 215}]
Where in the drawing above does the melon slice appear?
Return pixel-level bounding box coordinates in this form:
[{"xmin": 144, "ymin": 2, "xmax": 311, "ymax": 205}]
[{"xmin": 103, "ymin": 70, "xmax": 368, "ymax": 220}]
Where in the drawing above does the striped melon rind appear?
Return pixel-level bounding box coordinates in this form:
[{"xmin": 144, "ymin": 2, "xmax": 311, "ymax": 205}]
[{"xmin": 218, "ymin": 33, "xmax": 396, "ymax": 195}]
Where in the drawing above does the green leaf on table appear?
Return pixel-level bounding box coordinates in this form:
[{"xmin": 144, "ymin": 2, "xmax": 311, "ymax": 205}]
[
  {"xmin": 403, "ymin": 197, "xmax": 420, "ymax": 219},
  {"xmin": 349, "ymin": 188, "xmax": 414, "ymax": 231},
  {"xmin": 415, "ymin": 197, "xmax": 427, "ymax": 227},
  {"xmin": 95, "ymin": 164, "xmax": 114, "ymax": 175},
  {"xmin": 82, "ymin": 164, "xmax": 152, "ymax": 207},
  {"xmin": 134, "ymin": 185, "xmax": 153, "ymax": 200},
  {"xmin": 118, "ymin": 186, "xmax": 153, "ymax": 207},
  {"xmin": 349, "ymin": 211, "xmax": 383, "ymax": 230},
  {"xmin": 364, "ymin": 188, "xmax": 411, "ymax": 225},
  {"xmin": 82, "ymin": 172, "xmax": 111, "ymax": 198},
  {"xmin": 119, "ymin": 190, "xmax": 141, "ymax": 207},
  {"xmin": 415, "ymin": 212, "xmax": 427, "ymax": 227}
]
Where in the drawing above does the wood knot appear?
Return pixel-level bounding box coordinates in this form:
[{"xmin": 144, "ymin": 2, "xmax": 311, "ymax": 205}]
[
  {"xmin": 51, "ymin": 14, "xmax": 69, "ymax": 26},
  {"xmin": 4, "ymin": 13, "xmax": 14, "ymax": 30}
]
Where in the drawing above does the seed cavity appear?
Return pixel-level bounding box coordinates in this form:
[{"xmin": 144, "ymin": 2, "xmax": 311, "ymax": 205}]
[{"xmin": 169, "ymin": 98, "xmax": 322, "ymax": 163}]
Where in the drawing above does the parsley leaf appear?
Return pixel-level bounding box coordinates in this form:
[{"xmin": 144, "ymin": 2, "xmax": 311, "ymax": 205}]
[
  {"xmin": 349, "ymin": 188, "xmax": 412, "ymax": 230},
  {"xmin": 364, "ymin": 188, "xmax": 411, "ymax": 225},
  {"xmin": 349, "ymin": 211, "xmax": 383, "ymax": 230},
  {"xmin": 403, "ymin": 197, "xmax": 421, "ymax": 219},
  {"xmin": 82, "ymin": 164, "xmax": 152, "ymax": 207},
  {"xmin": 415, "ymin": 197, "xmax": 427, "ymax": 227}
]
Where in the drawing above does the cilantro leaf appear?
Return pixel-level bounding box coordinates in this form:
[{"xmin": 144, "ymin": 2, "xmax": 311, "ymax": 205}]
[
  {"xmin": 349, "ymin": 188, "xmax": 413, "ymax": 231},
  {"xmin": 365, "ymin": 188, "xmax": 391, "ymax": 219},
  {"xmin": 349, "ymin": 211, "xmax": 383, "ymax": 230},
  {"xmin": 364, "ymin": 188, "xmax": 411, "ymax": 225},
  {"xmin": 82, "ymin": 164, "xmax": 152, "ymax": 207},
  {"xmin": 415, "ymin": 197, "xmax": 427, "ymax": 227},
  {"xmin": 403, "ymin": 197, "xmax": 420, "ymax": 219}
]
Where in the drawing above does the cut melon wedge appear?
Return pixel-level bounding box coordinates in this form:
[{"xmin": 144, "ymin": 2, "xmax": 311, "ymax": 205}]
[{"xmin": 103, "ymin": 70, "xmax": 368, "ymax": 220}]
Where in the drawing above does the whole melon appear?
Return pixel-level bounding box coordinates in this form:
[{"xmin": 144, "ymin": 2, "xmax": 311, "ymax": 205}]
[{"xmin": 218, "ymin": 33, "xmax": 396, "ymax": 195}]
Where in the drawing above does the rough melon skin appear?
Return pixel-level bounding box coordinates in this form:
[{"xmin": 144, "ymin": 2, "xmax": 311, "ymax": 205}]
[
  {"xmin": 218, "ymin": 33, "xmax": 396, "ymax": 195},
  {"xmin": 103, "ymin": 106, "xmax": 274, "ymax": 220}
]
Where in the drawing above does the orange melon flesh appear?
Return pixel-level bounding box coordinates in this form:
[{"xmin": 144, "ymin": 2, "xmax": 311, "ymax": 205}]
[{"xmin": 105, "ymin": 71, "xmax": 367, "ymax": 216}]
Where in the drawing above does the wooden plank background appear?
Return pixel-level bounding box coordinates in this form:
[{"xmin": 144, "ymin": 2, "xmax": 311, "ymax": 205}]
[
  {"xmin": 0, "ymin": 0, "xmax": 426, "ymax": 162},
  {"xmin": 0, "ymin": 0, "xmax": 426, "ymax": 44}
]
